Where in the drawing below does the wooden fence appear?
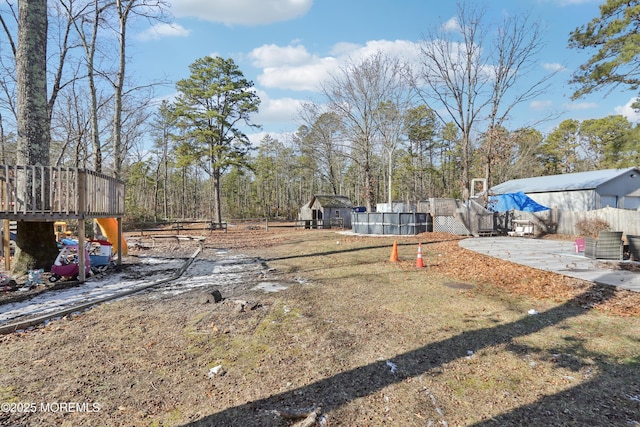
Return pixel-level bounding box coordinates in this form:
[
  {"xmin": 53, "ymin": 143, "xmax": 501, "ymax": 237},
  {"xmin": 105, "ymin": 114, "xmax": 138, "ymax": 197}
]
[{"xmin": 517, "ymin": 206, "xmax": 640, "ymax": 237}]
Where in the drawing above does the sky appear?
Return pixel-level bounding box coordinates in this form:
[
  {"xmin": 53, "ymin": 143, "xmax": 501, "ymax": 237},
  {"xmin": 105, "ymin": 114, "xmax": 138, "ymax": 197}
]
[{"xmin": 126, "ymin": 0, "xmax": 640, "ymax": 145}]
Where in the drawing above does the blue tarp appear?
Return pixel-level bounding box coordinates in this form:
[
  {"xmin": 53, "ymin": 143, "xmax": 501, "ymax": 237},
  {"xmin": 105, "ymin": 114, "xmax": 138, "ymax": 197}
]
[{"xmin": 488, "ymin": 192, "xmax": 550, "ymax": 213}]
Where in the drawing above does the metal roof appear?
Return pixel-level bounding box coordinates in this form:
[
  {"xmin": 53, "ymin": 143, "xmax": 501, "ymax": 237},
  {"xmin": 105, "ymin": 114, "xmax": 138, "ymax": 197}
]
[
  {"xmin": 490, "ymin": 168, "xmax": 639, "ymax": 194},
  {"xmin": 311, "ymin": 194, "xmax": 353, "ymax": 208}
]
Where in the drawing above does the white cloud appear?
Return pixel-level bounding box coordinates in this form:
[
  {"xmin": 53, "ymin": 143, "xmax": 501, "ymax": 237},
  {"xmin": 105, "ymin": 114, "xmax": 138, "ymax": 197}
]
[
  {"xmin": 614, "ymin": 97, "xmax": 640, "ymax": 123},
  {"xmin": 330, "ymin": 42, "xmax": 362, "ymax": 57},
  {"xmin": 542, "ymin": 62, "xmax": 566, "ymax": 72},
  {"xmin": 249, "ymin": 44, "xmax": 313, "ymax": 68},
  {"xmin": 136, "ymin": 23, "xmax": 190, "ymax": 41},
  {"xmin": 530, "ymin": 100, "xmax": 553, "ymax": 110},
  {"xmin": 168, "ymin": 0, "xmax": 313, "ymax": 25},
  {"xmin": 258, "ymin": 62, "xmax": 338, "ymax": 92},
  {"xmin": 248, "ymin": 44, "xmax": 337, "ymax": 91},
  {"xmin": 336, "ymin": 39, "xmax": 420, "ymax": 64},
  {"xmin": 249, "ymin": 39, "xmax": 420, "ymax": 92},
  {"xmin": 254, "ymin": 89, "xmax": 305, "ymax": 126},
  {"xmin": 442, "ymin": 17, "xmax": 460, "ymax": 33}
]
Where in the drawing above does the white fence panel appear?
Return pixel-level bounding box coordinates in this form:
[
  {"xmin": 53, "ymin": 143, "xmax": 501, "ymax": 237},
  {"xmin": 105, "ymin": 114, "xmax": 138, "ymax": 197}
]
[{"xmin": 522, "ymin": 207, "xmax": 640, "ymax": 237}]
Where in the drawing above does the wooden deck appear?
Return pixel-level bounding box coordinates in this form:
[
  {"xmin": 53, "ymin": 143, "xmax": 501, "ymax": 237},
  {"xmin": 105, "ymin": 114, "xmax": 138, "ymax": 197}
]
[
  {"xmin": 0, "ymin": 165, "xmax": 125, "ymax": 279},
  {"xmin": 0, "ymin": 165, "xmax": 124, "ymax": 220}
]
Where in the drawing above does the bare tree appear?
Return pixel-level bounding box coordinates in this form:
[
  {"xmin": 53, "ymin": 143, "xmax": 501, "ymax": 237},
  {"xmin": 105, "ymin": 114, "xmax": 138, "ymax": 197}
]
[
  {"xmin": 108, "ymin": 0, "xmax": 167, "ymax": 179},
  {"xmin": 375, "ymin": 100, "xmax": 409, "ymax": 205},
  {"xmin": 150, "ymin": 100, "xmax": 175, "ymax": 219},
  {"xmin": 414, "ymin": 2, "xmax": 557, "ymax": 197},
  {"xmin": 414, "ymin": 4, "xmax": 485, "ymax": 200},
  {"xmin": 403, "ymin": 105, "xmax": 439, "ymax": 198},
  {"xmin": 322, "ymin": 51, "xmax": 410, "ymax": 212},
  {"xmin": 482, "ymin": 11, "xmax": 557, "ymax": 189},
  {"xmin": 295, "ymin": 102, "xmax": 346, "ymax": 195},
  {"xmin": 0, "ymin": 4, "xmax": 18, "ymax": 151},
  {"xmin": 61, "ymin": 0, "xmax": 111, "ymax": 171},
  {"xmin": 2, "ymin": 0, "xmax": 83, "ymax": 161},
  {"xmin": 51, "ymin": 77, "xmax": 91, "ymax": 167},
  {"xmin": 47, "ymin": 0, "xmax": 80, "ymax": 124}
]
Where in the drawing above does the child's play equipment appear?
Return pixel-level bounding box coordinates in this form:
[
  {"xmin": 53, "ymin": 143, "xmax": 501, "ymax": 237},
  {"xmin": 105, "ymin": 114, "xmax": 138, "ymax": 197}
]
[
  {"xmin": 49, "ymin": 244, "xmax": 92, "ymax": 282},
  {"xmin": 0, "ymin": 166, "xmax": 125, "ymax": 281},
  {"xmin": 54, "ymin": 221, "xmax": 67, "ymax": 241},
  {"xmin": 89, "ymin": 239, "xmax": 113, "ymax": 272},
  {"xmin": 96, "ymin": 218, "xmax": 127, "ymax": 255}
]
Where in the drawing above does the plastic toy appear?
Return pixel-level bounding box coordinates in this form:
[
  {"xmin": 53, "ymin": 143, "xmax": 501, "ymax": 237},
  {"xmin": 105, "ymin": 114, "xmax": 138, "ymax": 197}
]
[
  {"xmin": 89, "ymin": 239, "xmax": 113, "ymax": 273},
  {"xmin": 49, "ymin": 244, "xmax": 91, "ymax": 282}
]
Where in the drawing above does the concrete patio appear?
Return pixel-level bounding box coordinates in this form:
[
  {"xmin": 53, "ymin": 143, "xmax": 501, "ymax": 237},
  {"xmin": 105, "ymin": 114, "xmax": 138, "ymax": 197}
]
[{"xmin": 459, "ymin": 236, "xmax": 640, "ymax": 293}]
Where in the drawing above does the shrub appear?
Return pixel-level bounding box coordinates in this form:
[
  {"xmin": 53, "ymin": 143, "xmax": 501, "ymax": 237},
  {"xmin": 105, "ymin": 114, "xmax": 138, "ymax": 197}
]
[{"xmin": 576, "ymin": 218, "xmax": 610, "ymax": 238}]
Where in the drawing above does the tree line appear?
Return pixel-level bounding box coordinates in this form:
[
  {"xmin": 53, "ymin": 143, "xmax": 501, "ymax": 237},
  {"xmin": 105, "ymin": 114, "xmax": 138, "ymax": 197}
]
[
  {"xmin": 133, "ymin": 107, "xmax": 639, "ymax": 223},
  {"xmin": 2, "ymin": 0, "xmax": 640, "ymax": 235},
  {"xmin": 130, "ymin": 3, "xmax": 640, "ymax": 223}
]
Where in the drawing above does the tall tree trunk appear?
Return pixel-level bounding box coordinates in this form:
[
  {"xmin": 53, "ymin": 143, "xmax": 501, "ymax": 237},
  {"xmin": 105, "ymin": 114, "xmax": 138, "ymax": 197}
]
[
  {"xmin": 461, "ymin": 134, "xmax": 471, "ymax": 200},
  {"xmin": 181, "ymin": 166, "xmax": 186, "ymax": 219},
  {"xmin": 87, "ymin": 1, "xmax": 102, "ymax": 173},
  {"xmin": 153, "ymin": 165, "xmax": 160, "ymax": 222},
  {"xmin": 112, "ymin": 0, "xmax": 131, "ymax": 180},
  {"xmin": 16, "ymin": 1, "xmax": 48, "ymax": 166},
  {"xmin": 14, "ymin": 0, "xmax": 59, "ymax": 273},
  {"xmin": 364, "ymin": 161, "xmax": 375, "ymax": 212},
  {"xmin": 213, "ymin": 169, "xmax": 223, "ymax": 226},
  {"xmin": 0, "ymin": 113, "xmax": 6, "ymax": 164},
  {"xmin": 162, "ymin": 135, "xmax": 168, "ymax": 218}
]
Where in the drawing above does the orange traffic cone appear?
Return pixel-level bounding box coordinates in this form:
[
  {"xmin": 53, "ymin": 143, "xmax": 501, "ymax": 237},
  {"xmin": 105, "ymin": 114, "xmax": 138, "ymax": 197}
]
[
  {"xmin": 390, "ymin": 240, "xmax": 399, "ymax": 262},
  {"xmin": 415, "ymin": 243, "xmax": 424, "ymax": 268}
]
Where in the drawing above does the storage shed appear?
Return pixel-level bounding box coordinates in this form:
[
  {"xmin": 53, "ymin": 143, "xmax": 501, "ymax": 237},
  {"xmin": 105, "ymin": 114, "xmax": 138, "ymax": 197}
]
[
  {"xmin": 299, "ymin": 195, "xmax": 353, "ymax": 228},
  {"xmin": 490, "ymin": 168, "xmax": 640, "ymax": 211}
]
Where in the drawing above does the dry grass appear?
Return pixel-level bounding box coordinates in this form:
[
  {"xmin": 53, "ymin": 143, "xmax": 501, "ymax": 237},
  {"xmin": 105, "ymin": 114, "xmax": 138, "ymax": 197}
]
[{"xmin": 1, "ymin": 227, "xmax": 640, "ymax": 426}]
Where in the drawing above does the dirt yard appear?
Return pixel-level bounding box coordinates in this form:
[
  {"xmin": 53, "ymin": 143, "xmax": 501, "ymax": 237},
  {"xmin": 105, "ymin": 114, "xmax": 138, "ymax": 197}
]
[{"xmin": 1, "ymin": 226, "xmax": 640, "ymax": 426}]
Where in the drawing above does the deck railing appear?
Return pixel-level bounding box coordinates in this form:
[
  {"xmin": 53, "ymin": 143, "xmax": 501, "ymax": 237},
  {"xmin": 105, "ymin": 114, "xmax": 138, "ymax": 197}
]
[{"xmin": 0, "ymin": 165, "xmax": 125, "ymax": 220}]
